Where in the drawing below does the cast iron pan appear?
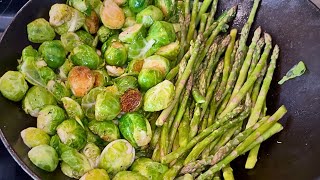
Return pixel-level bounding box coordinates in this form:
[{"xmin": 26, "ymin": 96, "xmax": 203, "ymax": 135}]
[{"xmin": 0, "ymin": 0, "xmax": 319, "ymax": 179}]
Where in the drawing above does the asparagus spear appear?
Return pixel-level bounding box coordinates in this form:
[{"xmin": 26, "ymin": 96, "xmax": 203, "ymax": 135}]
[
  {"xmin": 205, "ymin": 0, "xmax": 219, "ymax": 30},
  {"xmin": 210, "ymin": 125, "xmax": 239, "ymax": 155},
  {"xmin": 196, "ymin": 0, "xmax": 213, "ymax": 26},
  {"xmin": 152, "ymin": 143, "xmax": 161, "ymax": 162},
  {"xmin": 201, "ymin": 136, "xmax": 221, "ymax": 158},
  {"xmin": 192, "ymin": 87, "xmax": 206, "ymax": 103},
  {"xmin": 189, "ymin": 104, "xmax": 202, "ymax": 139},
  {"xmin": 222, "ymin": 165, "xmax": 235, "ymax": 180},
  {"xmin": 186, "ymin": 0, "xmax": 199, "ymax": 47},
  {"xmin": 163, "ymin": 159, "xmax": 184, "ymax": 180},
  {"xmin": 251, "ymin": 65, "xmax": 267, "ymax": 106},
  {"xmin": 248, "ymin": 37, "xmax": 265, "ymax": 77},
  {"xmin": 173, "ymin": 131, "xmax": 180, "ymax": 152},
  {"xmin": 199, "ymin": 13, "xmax": 209, "ymax": 36},
  {"xmin": 179, "ymin": 107, "xmax": 190, "ymax": 147},
  {"xmin": 166, "ymin": 65, "xmax": 180, "ymax": 81}
]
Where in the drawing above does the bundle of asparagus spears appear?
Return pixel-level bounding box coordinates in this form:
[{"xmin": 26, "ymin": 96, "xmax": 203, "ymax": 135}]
[{"xmin": 151, "ymin": 0, "xmax": 287, "ymax": 179}]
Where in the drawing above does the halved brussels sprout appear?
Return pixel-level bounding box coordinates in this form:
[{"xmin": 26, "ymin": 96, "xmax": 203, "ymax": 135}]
[
  {"xmin": 142, "ymin": 55, "xmax": 170, "ymax": 75},
  {"xmin": 130, "ymin": 158, "xmax": 168, "ymax": 180},
  {"xmin": 82, "ymin": 143, "xmax": 101, "ymax": 167},
  {"xmin": 106, "ymin": 65, "xmax": 125, "ymax": 77},
  {"xmin": 21, "ymin": 127, "xmax": 50, "ymax": 148},
  {"xmin": 76, "ymin": 30, "xmax": 95, "ymax": 47},
  {"xmin": 101, "ymin": 34, "xmax": 120, "ymax": 55},
  {"xmin": 136, "ymin": 5, "xmax": 164, "ymax": 27},
  {"xmin": 92, "ymin": 69, "xmax": 112, "ymax": 87},
  {"xmin": 37, "ymin": 105, "xmax": 67, "ymax": 135},
  {"xmin": 82, "ymin": 87, "xmax": 107, "ymax": 119},
  {"xmin": 120, "ymin": 89, "xmax": 142, "ymax": 112},
  {"xmin": 88, "ymin": 120, "xmax": 120, "ymax": 142},
  {"xmin": 38, "ymin": 40, "xmax": 67, "ymax": 69},
  {"xmin": 97, "ymin": 139, "xmax": 135, "ymax": 175},
  {"xmin": 126, "ymin": 59, "xmax": 144, "ymax": 76},
  {"xmin": 38, "ymin": 66, "xmax": 57, "ymax": 84},
  {"xmin": 86, "ymin": 129, "xmax": 108, "ymax": 148},
  {"xmin": 60, "ymin": 32, "xmax": 83, "ymax": 52},
  {"xmin": 126, "ymin": 36, "xmax": 155, "ymax": 61},
  {"xmin": 68, "ymin": 66, "xmax": 95, "ymax": 97},
  {"xmin": 113, "ymin": 171, "xmax": 147, "ymax": 180},
  {"xmin": 22, "ymin": 86, "xmax": 57, "ymax": 117},
  {"xmin": 123, "ymin": 17, "xmax": 137, "ymax": 28},
  {"xmin": 113, "ymin": 75, "xmax": 138, "ymax": 94},
  {"xmin": 100, "ymin": 0, "xmax": 125, "ymax": 29},
  {"xmin": 88, "ymin": 0, "xmax": 103, "ymax": 15},
  {"xmin": 61, "ymin": 97, "xmax": 85, "ymax": 126},
  {"xmin": 122, "ymin": 6, "xmax": 136, "ymax": 17},
  {"xmin": 97, "ymin": 26, "xmax": 118, "ymax": 43},
  {"xmin": 50, "ymin": 134, "xmax": 73, "ymax": 156},
  {"xmin": 61, "ymin": 162, "xmax": 83, "ymax": 179},
  {"xmin": 49, "ymin": 4, "xmax": 85, "ymax": 35},
  {"xmin": 95, "ymin": 90, "xmax": 121, "ymax": 121},
  {"xmin": 119, "ymin": 24, "xmax": 146, "ymax": 43},
  {"xmin": 27, "ymin": 18, "xmax": 56, "ymax": 43},
  {"xmin": 155, "ymin": 41, "xmax": 180, "ymax": 61},
  {"xmin": 143, "ymin": 80, "xmax": 174, "ymax": 111},
  {"xmin": 0, "ymin": 71, "xmax": 28, "ymax": 102},
  {"xmin": 80, "ymin": 169, "xmax": 110, "ymax": 180},
  {"xmin": 119, "ymin": 112, "xmax": 152, "ymax": 147},
  {"xmin": 68, "ymin": 0, "xmax": 92, "ymax": 15},
  {"xmin": 28, "ymin": 145, "xmax": 59, "ymax": 172},
  {"xmin": 21, "ymin": 45, "xmax": 38, "ymax": 60},
  {"xmin": 154, "ymin": 0, "xmax": 175, "ymax": 17},
  {"xmin": 46, "ymin": 80, "xmax": 71, "ymax": 101},
  {"xmin": 61, "ymin": 149, "xmax": 93, "ymax": 176},
  {"xmin": 138, "ymin": 69, "xmax": 164, "ymax": 91},
  {"xmin": 104, "ymin": 41, "xmax": 127, "ymax": 66},
  {"xmin": 70, "ymin": 44, "xmax": 102, "ymax": 69},
  {"xmin": 129, "ymin": 0, "xmax": 149, "ymax": 13},
  {"xmin": 57, "ymin": 119, "xmax": 87, "ymax": 150}
]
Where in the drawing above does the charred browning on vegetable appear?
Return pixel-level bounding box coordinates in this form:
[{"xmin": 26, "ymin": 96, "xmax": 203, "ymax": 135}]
[
  {"xmin": 68, "ymin": 66, "xmax": 95, "ymax": 97},
  {"xmin": 120, "ymin": 89, "xmax": 142, "ymax": 112}
]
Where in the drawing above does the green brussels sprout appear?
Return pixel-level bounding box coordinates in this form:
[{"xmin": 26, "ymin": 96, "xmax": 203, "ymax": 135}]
[
  {"xmin": 38, "ymin": 40, "xmax": 67, "ymax": 69},
  {"xmin": 100, "ymin": 0, "xmax": 125, "ymax": 29},
  {"xmin": 21, "ymin": 45, "xmax": 38, "ymax": 60},
  {"xmin": 76, "ymin": 30, "xmax": 95, "ymax": 47},
  {"xmin": 97, "ymin": 26, "xmax": 118, "ymax": 43},
  {"xmin": 101, "ymin": 34, "xmax": 119, "ymax": 55},
  {"xmin": 81, "ymin": 87, "xmax": 107, "ymax": 119},
  {"xmin": 119, "ymin": 112, "xmax": 152, "ymax": 147},
  {"xmin": 62, "ymin": 97, "xmax": 85, "ymax": 126},
  {"xmin": 113, "ymin": 75, "xmax": 138, "ymax": 94},
  {"xmin": 113, "ymin": 171, "xmax": 147, "ymax": 180},
  {"xmin": 57, "ymin": 119, "xmax": 87, "ymax": 150},
  {"xmin": 106, "ymin": 65, "xmax": 125, "ymax": 77},
  {"xmin": 86, "ymin": 129, "xmax": 108, "ymax": 148},
  {"xmin": 120, "ymin": 89, "xmax": 142, "ymax": 112},
  {"xmin": 122, "ymin": 6, "xmax": 135, "ymax": 17},
  {"xmin": 119, "ymin": 24, "xmax": 146, "ymax": 43},
  {"xmin": 123, "ymin": 17, "xmax": 137, "ymax": 28},
  {"xmin": 61, "ymin": 149, "xmax": 93, "ymax": 176},
  {"xmin": 84, "ymin": 11, "xmax": 100, "ymax": 34},
  {"xmin": 0, "ymin": 71, "xmax": 28, "ymax": 102},
  {"xmin": 155, "ymin": 41, "xmax": 180, "ymax": 61},
  {"xmin": 142, "ymin": 55, "xmax": 170, "ymax": 75},
  {"xmin": 92, "ymin": 69, "xmax": 112, "ymax": 87},
  {"xmin": 20, "ymin": 127, "xmax": 50, "ymax": 148},
  {"xmin": 27, "ymin": 18, "xmax": 56, "ymax": 43},
  {"xmin": 68, "ymin": 66, "xmax": 95, "ymax": 97},
  {"xmin": 60, "ymin": 32, "xmax": 84, "ymax": 52},
  {"xmin": 143, "ymin": 80, "xmax": 174, "ymax": 111},
  {"xmin": 126, "ymin": 59, "xmax": 144, "ymax": 76},
  {"xmin": 136, "ymin": 5, "xmax": 164, "ymax": 27},
  {"xmin": 114, "ymin": 0, "xmax": 127, "ymax": 6},
  {"xmin": 97, "ymin": 139, "xmax": 135, "ymax": 175},
  {"xmin": 37, "ymin": 105, "xmax": 67, "ymax": 135},
  {"xmin": 28, "ymin": 145, "xmax": 59, "ymax": 172},
  {"xmin": 88, "ymin": 120, "xmax": 120, "ymax": 142},
  {"xmin": 126, "ymin": 36, "xmax": 155, "ymax": 61},
  {"xmin": 154, "ymin": 0, "xmax": 175, "ymax": 17},
  {"xmin": 38, "ymin": 66, "xmax": 57, "ymax": 84},
  {"xmin": 70, "ymin": 44, "xmax": 102, "ymax": 69},
  {"xmin": 80, "ymin": 169, "xmax": 110, "ymax": 180},
  {"xmin": 138, "ymin": 69, "xmax": 164, "ymax": 91},
  {"xmin": 49, "ymin": 4, "xmax": 85, "ymax": 35},
  {"xmin": 88, "ymin": 0, "xmax": 103, "ymax": 15},
  {"xmin": 82, "ymin": 143, "xmax": 101, "ymax": 167},
  {"xmin": 130, "ymin": 158, "xmax": 168, "ymax": 180},
  {"xmin": 61, "ymin": 162, "xmax": 83, "ymax": 179},
  {"xmin": 68, "ymin": 0, "xmax": 92, "ymax": 16},
  {"xmin": 129, "ymin": 0, "xmax": 149, "ymax": 13},
  {"xmin": 22, "ymin": 86, "xmax": 57, "ymax": 117},
  {"xmin": 50, "ymin": 134, "xmax": 73, "ymax": 156},
  {"xmin": 95, "ymin": 90, "xmax": 121, "ymax": 121},
  {"xmin": 46, "ymin": 80, "xmax": 71, "ymax": 101},
  {"xmin": 104, "ymin": 41, "xmax": 127, "ymax": 66}
]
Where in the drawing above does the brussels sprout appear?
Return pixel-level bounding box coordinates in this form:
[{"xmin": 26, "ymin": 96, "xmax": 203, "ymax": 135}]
[
  {"xmin": 97, "ymin": 139, "xmax": 135, "ymax": 175},
  {"xmin": 80, "ymin": 169, "xmax": 110, "ymax": 180},
  {"xmin": 104, "ymin": 41, "xmax": 127, "ymax": 66},
  {"xmin": 88, "ymin": 120, "xmax": 120, "ymax": 142},
  {"xmin": 86, "ymin": 129, "xmax": 108, "ymax": 148},
  {"xmin": 113, "ymin": 75, "xmax": 138, "ymax": 94},
  {"xmin": 68, "ymin": 66, "xmax": 95, "ymax": 97},
  {"xmin": 101, "ymin": 35, "xmax": 119, "ymax": 56},
  {"xmin": 120, "ymin": 89, "xmax": 142, "ymax": 112},
  {"xmin": 61, "ymin": 162, "xmax": 83, "ymax": 179},
  {"xmin": 142, "ymin": 55, "xmax": 170, "ymax": 75},
  {"xmin": 155, "ymin": 41, "xmax": 180, "ymax": 61},
  {"xmin": 100, "ymin": 0, "xmax": 125, "ymax": 29},
  {"xmin": 130, "ymin": 158, "xmax": 168, "ymax": 180},
  {"xmin": 129, "ymin": 0, "xmax": 149, "ymax": 13},
  {"xmin": 57, "ymin": 119, "xmax": 87, "ymax": 150},
  {"xmin": 82, "ymin": 143, "xmax": 101, "ymax": 167},
  {"xmin": 154, "ymin": 0, "xmax": 175, "ymax": 17},
  {"xmin": 123, "ymin": 17, "xmax": 137, "ymax": 28},
  {"xmin": 50, "ymin": 134, "xmax": 73, "ymax": 156},
  {"xmin": 127, "ymin": 59, "xmax": 144, "ymax": 76},
  {"xmin": 88, "ymin": 0, "xmax": 103, "ymax": 15},
  {"xmin": 95, "ymin": 90, "xmax": 121, "ymax": 121},
  {"xmin": 122, "ymin": 6, "xmax": 136, "ymax": 17},
  {"xmin": 22, "ymin": 86, "xmax": 57, "ymax": 117},
  {"xmin": 113, "ymin": 171, "xmax": 147, "ymax": 180},
  {"xmin": 138, "ymin": 69, "xmax": 164, "ymax": 91},
  {"xmin": 27, "ymin": 18, "xmax": 56, "ymax": 43},
  {"xmin": 106, "ymin": 65, "xmax": 125, "ymax": 77},
  {"xmin": 28, "ymin": 145, "xmax": 59, "ymax": 172},
  {"xmin": 21, "ymin": 45, "xmax": 38, "ymax": 60},
  {"xmin": 97, "ymin": 26, "xmax": 118, "ymax": 43},
  {"xmin": 60, "ymin": 32, "xmax": 83, "ymax": 52},
  {"xmin": 49, "ymin": 4, "xmax": 85, "ymax": 35},
  {"xmin": 68, "ymin": 0, "xmax": 92, "ymax": 16},
  {"xmin": 37, "ymin": 105, "xmax": 67, "ymax": 135},
  {"xmin": 70, "ymin": 44, "xmax": 102, "ymax": 69},
  {"xmin": 119, "ymin": 112, "xmax": 152, "ymax": 147},
  {"xmin": 61, "ymin": 149, "xmax": 93, "ymax": 176},
  {"xmin": 81, "ymin": 87, "xmax": 107, "ymax": 119},
  {"xmin": 136, "ymin": 6, "xmax": 164, "ymax": 27},
  {"xmin": 47, "ymin": 80, "xmax": 71, "ymax": 101},
  {"xmin": 38, "ymin": 40, "xmax": 67, "ymax": 69},
  {"xmin": 143, "ymin": 80, "xmax": 174, "ymax": 111},
  {"xmin": 126, "ymin": 36, "xmax": 155, "ymax": 61},
  {"xmin": 76, "ymin": 30, "xmax": 95, "ymax": 47},
  {"xmin": 0, "ymin": 71, "xmax": 28, "ymax": 102},
  {"xmin": 20, "ymin": 127, "xmax": 50, "ymax": 148},
  {"xmin": 38, "ymin": 66, "xmax": 57, "ymax": 84},
  {"xmin": 119, "ymin": 24, "xmax": 146, "ymax": 44},
  {"xmin": 62, "ymin": 97, "xmax": 85, "ymax": 127},
  {"xmin": 92, "ymin": 69, "xmax": 112, "ymax": 87}
]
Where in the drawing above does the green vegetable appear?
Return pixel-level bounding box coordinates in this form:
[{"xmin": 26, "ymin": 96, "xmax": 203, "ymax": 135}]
[
  {"xmin": 38, "ymin": 40, "xmax": 67, "ymax": 69},
  {"xmin": 88, "ymin": 120, "xmax": 120, "ymax": 142},
  {"xmin": 67, "ymin": 0, "xmax": 92, "ymax": 15},
  {"xmin": 80, "ymin": 169, "xmax": 110, "ymax": 180},
  {"xmin": 119, "ymin": 24, "xmax": 146, "ymax": 43},
  {"xmin": 27, "ymin": 18, "xmax": 56, "ymax": 43},
  {"xmin": 155, "ymin": 41, "xmax": 180, "ymax": 61},
  {"xmin": 129, "ymin": 0, "xmax": 149, "ymax": 13},
  {"xmin": 104, "ymin": 41, "xmax": 128, "ymax": 66},
  {"xmin": 123, "ymin": 17, "xmax": 137, "ymax": 28},
  {"xmin": 61, "ymin": 161, "xmax": 83, "ymax": 179},
  {"xmin": 20, "ymin": 127, "xmax": 50, "ymax": 148},
  {"xmin": 154, "ymin": 0, "xmax": 175, "ymax": 17},
  {"xmin": 38, "ymin": 67, "xmax": 56, "ymax": 84},
  {"xmin": 68, "ymin": 66, "xmax": 95, "ymax": 97},
  {"xmin": 120, "ymin": 88, "xmax": 143, "ymax": 112},
  {"xmin": 28, "ymin": 145, "xmax": 59, "ymax": 172},
  {"xmin": 113, "ymin": 171, "xmax": 147, "ymax": 180},
  {"xmin": 37, "ymin": 105, "xmax": 67, "ymax": 135},
  {"xmin": 130, "ymin": 158, "xmax": 168, "ymax": 180},
  {"xmin": 61, "ymin": 97, "xmax": 85, "ymax": 126},
  {"xmin": 136, "ymin": 5, "xmax": 164, "ymax": 27},
  {"xmin": 127, "ymin": 59, "xmax": 144, "ymax": 76},
  {"xmin": 123, "ymin": 6, "xmax": 136, "ymax": 17},
  {"xmin": 84, "ymin": 11, "xmax": 100, "ymax": 34},
  {"xmin": 142, "ymin": 55, "xmax": 170, "ymax": 75},
  {"xmin": 97, "ymin": 26, "xmax": 118, "ymax": 43},
  {"xmin": 113, "ymin": 75, "xmax": 138, "ymax": 94},
  {"xmin": 82, "ymin": 143, "xmax": 101, "ymax": 167},
  {"xmin": 76, "ymin": 30, "xmax": 95, "ymax": 47},
  {"xmin": 50, "ymin": 134, "xmax": 73, "ymax": 156},
  {"xmin": 60, "ymin": 32, "xmax": 84, "ymax": 52},
  {"xmin": 143, "ymin": 80, "xmax": 174, "ymax": 111},
  {"xmin": 61, "ymin": 149, "xmax": 93, "ymax": 176},
  {"xmin": 70, "ymin": 44, "xmax": 102, "ymax": 69},
  {"xmin": 95, "ymin": 90, "xmax": 121, "ymax": 121},
  {"xmin": 100, "ymin": 0, "xmax": 125, "ymax": 29},
  {"xmin": 82, "ymin": 87, "xmax": 107, "ymax": 119},
  {"xmin": 278, "ymin": 61, "xmax": 306, "ymax": 85},
  {"xmin": 92, "ymin": 69, "xmax": 112, "ymax": 87},
  {"xmin": 138, "ymin": 69, "xmax": 164, "ymax": 90},
  {"xmin": 46, "ymin": 80, "xmax": 71, "ymax": 101},
  {"xmin": 0, "ymin": 71, "xmax": 28, "ymax": 102},
  {"xmin": 58, "ymin": 59, "xmax": 74, "ymax": 80}
]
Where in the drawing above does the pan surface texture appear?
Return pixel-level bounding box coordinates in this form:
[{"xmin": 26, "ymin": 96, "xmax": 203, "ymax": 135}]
[{"xmin": 0, "ymin": 0, "xmax": 319, "ymax": 179}]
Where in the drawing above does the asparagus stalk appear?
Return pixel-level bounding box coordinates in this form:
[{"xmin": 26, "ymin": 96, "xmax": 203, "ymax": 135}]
[
  {"xmin": 205, "ymin": 0, "xmax": 219, "ymax": 30},
  {"xmin": 163, "ymin": 159, "xmax": 184, "ymax": 180},
  {"xmin": 192, "ymin": 88, "xmax": 206, "ymax": 104},
  {"xmin": 150, "ymin": 126, "xmax": 162, "ymax": 149},
  {"xmin": 189, "ymin": 104, "xmax": 202, "ymax": 139},
  {"xmin": 173, "ymin": 131, "xmax": 180, "ymax": 152},
  {"xmin": 210, "ymin": 125, "xmax": 239, "ymax": 155},
  {"xmin": 222, "ymin": 165, "xmax": 235, "ymax": 180},
  {"xmin": 200, "ymin": 107, "xmax": 210, "ymax": 131},
  {"xmin": 196, "ymin": 0, "xmax": 213, "ymax": 26},
  {"xmin": 179, "ymin": 107, "xmax": 190, "ymax": 147},
  {"xmin": 201, "ymin": 136, "xmax": 221, "ymax": 158},
  {"xmin": 160, "ymin": 119, "xmax": 170, "ymax": 158},
  {"xmin": 250, "ymin": 65, "xmax": 267, "ymax": 106},
  {"xmin": 248, "ymin": 37, "xmax": 265, "ymax": 77},
  {"xmin": 166, "ymin": 65, "xmax": 180, "ymax": 81},
  {"xmin": 199, "ymin": 13, "xmax": 209, "ymax": 35},
  {"xmin": 152, "ymin": 143, "xmax": 161, "ymax": 162},
  {"xmin": 186, "ymin": 0, "xmax": 199, "ymax": 47},
  {"xmin": 213, "ymin": 172, "xmax": 221, "ymax": 180}
]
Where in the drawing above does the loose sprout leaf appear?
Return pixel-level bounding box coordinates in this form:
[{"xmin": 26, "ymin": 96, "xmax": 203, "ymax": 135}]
[{"xmin": 278, "ymin": 61, "xmax": 307, "ymax": 85}]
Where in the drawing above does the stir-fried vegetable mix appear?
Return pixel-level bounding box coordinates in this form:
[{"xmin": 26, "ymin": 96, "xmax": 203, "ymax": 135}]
[{"xmin": 0, "ymin": 0, "xmax": 294, "ymax": 179}]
